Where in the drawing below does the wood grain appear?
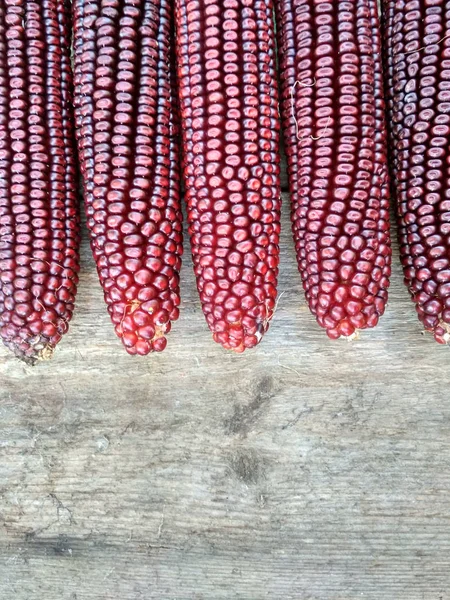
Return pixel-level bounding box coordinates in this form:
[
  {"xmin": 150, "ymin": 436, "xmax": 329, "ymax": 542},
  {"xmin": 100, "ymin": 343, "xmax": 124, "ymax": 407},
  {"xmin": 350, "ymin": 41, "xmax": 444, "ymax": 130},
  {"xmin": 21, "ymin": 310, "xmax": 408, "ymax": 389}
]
[{"xmin": 1, "ymin": 189, "xmax": 450, "ymax": 600}]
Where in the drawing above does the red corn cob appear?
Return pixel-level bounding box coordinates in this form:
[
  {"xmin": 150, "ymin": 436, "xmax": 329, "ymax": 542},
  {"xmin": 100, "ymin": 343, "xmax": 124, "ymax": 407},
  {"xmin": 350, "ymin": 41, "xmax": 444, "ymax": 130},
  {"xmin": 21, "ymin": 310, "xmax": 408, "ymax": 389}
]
[
  {"xmin": 0, "ymin": 0, "xmax": 80, "ymax": 363},
  {"xmin": 174, "ymin": 0, "xmax": 282, "ymax": 352},
  {"xmin": 275, "ymin": 0, "xmax": 392, "ymax": 339},
  {"xmin": 72, "ymin": 0, "xmax": 183, "ymax": 355},
  {"xmin": 382, "ymin": 0, "xmax": 450, "ymax": 343}
]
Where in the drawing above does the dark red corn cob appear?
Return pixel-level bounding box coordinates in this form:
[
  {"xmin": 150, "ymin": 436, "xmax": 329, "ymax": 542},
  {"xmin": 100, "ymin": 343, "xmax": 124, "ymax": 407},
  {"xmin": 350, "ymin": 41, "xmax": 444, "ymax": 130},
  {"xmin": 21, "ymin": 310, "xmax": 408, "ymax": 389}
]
[
  {"xmin": 72, "ymin": 0, "xmax": 183, "ymax": 355},
  {"xmin": 0, "ymin": 0, "xmax": 80, "ymax": 363},
  {"xmin": 174, "ymin": 0, "xmax": 282, "ymax": 352},
  {"xmin": 275, "ymin": 0, "xmax": 392, "ymax": 339},
  {"xmin": 382, "ymin": 0, "xmax": 450, "ymax": 343}
]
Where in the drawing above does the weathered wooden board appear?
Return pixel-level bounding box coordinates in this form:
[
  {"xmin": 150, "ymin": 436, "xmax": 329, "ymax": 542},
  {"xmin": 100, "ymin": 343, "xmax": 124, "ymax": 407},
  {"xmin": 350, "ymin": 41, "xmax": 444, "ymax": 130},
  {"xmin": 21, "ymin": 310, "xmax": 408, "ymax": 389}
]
[{"xmin": 1, "ymin": 192, "xmax": 450, "ymax": 600}]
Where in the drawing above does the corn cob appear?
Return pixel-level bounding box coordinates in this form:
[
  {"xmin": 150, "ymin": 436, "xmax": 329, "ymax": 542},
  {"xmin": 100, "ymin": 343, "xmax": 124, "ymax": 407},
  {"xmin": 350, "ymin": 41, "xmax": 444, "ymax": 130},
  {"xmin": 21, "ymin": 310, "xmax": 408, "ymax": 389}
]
[
  {"xmin": 174, "ymin": 0, "xmax": 282, "ymax": 352},
  {"xmin": 0, "ymin": 0, "xmax": 80, "ymax": 363},
  {"xmin": 72, "ymin": 0, "xmax": 183, "ymax": 355},
  {"xmin": 275, "ymin": 0, "xmax": 392, "ymax": 339},
  {"xmin": 382, "ymin": 0, "xmax": 450, "ymax": 343}
]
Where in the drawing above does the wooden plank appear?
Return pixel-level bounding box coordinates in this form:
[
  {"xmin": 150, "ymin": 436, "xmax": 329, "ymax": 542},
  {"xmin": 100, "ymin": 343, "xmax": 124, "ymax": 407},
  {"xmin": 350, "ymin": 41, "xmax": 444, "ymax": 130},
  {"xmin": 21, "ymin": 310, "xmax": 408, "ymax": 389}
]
[{"xmin": 1, "ymin": 193, "xmax": 450, "ymax": 599}]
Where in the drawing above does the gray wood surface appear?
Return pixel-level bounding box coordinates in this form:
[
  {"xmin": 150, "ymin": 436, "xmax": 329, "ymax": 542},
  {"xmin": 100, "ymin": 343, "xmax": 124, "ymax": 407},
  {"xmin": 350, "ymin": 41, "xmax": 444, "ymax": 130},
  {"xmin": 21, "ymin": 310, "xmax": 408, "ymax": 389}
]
[{"xmin": 1, "ymin": 188, "xmax": 450, "ymax": 600}]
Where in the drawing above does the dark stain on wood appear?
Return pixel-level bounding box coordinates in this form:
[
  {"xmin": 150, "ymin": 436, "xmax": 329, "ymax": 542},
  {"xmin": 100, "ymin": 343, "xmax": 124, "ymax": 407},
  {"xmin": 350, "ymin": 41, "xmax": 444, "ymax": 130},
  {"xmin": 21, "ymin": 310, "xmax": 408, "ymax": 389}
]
[
  {"xmin": 224, "ymin": 375, "xmax": 276, "ymax": 436},
  {"xmin": 228, "ymin": 448, "xmax": 266, "ymax": 485}
]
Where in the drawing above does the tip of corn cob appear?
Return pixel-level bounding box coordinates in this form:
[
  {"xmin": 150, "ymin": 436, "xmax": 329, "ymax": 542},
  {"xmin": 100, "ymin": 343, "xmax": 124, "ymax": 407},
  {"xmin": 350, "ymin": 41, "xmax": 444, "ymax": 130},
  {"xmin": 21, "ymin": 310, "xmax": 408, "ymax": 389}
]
[
  {"xmin": 110, "ymin": 298, "xmax": 177, "ymax": 356},
  {"xmin": 0, "ymin": 333, "xmax": 55, "ymax": 366},
  {"xmin": 425, "ymin": 321, "xmax": 450, "ymax": 345},
  {"xmin": 205, "ymin": 291, "xmax": 279, "ymax": 353},
  {"xmin": 212, "ymin": 323, "xmax": 264, "ymax": 354}
]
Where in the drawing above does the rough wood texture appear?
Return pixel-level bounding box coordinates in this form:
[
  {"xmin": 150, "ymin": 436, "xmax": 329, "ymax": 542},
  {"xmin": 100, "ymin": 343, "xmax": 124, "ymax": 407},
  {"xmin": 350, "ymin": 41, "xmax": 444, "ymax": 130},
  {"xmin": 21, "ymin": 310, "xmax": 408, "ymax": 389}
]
[{"xmin": 1, "ymin": 186, "xmax": 450, "ymax": 600}]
